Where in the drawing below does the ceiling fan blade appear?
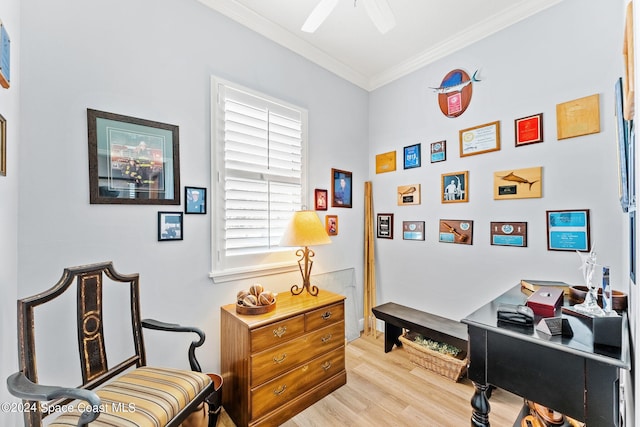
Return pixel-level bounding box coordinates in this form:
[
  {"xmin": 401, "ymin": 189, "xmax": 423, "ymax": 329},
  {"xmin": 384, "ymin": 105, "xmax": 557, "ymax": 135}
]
[
  {"xmin": 362, "ymin": 0, "xmax": 396, "ymax": 34},
  {"xmin": 302, "ymin": 0, "xmax": 339, "ymax": 33}
]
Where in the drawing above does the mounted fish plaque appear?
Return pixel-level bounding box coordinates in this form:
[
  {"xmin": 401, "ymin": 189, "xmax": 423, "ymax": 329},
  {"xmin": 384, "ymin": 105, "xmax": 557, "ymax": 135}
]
[
  {"xmin": 431, "ymin": 69, "xmax": 479, "ymax": 118},
  {"xmin": 493, "ymin": 166, "xmax": 542, "ymax": 200}
]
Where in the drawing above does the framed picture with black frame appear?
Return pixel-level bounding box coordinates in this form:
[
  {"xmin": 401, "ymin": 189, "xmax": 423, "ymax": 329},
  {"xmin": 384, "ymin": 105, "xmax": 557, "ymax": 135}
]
[
  {"xmin": 185, "ymin": 186, "xmax": 206, "ymax": 214},
  {"xmin": 403, "ymin": 144, "xmax": 421, "ymax": 169},
  {"xmin": 87, "ymin": 109, "xmax": 180, "ymax": 205},
  {"xmin": 546, "ymin": 209, "xmax": 590, "ymax": 252},
  {"xmin": 158, "ymin": 212, "xmax": 183, "ymax": 241},
  {"xmin": 377, "ymin": 213, "xmax": 394, "ymax": 239}
]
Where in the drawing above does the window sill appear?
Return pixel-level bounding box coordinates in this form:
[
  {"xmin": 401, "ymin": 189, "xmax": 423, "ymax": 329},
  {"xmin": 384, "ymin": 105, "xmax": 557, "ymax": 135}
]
[{"xmin": 210, "ymin": 261, "xmax": 298, "ymax": 283}]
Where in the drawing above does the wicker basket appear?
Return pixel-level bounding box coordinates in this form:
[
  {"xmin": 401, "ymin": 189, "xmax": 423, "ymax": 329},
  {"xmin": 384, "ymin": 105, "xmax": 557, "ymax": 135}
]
[{"xmin": 399, "ymin": 331, "xmax": 468, "ymax": 382}]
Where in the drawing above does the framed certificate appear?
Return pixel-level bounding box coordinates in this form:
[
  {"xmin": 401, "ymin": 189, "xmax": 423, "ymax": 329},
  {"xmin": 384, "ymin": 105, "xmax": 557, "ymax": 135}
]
[
  {"xmin": 546, "ymin": 209, "xmax": 590, "ymax": 251},
  {"xmin": 515, "ymin": 113, "xmax": 543, "ymax": 146},
  {"xmin": 459, "ymin": 121, "xmax": 500, "ymax": 157},
  {"xmin": 430, "ymin": 140, "xmax": 446, "ymax": 163},
  {"xmin": 375, "ymin": 151, "xmax": 396, "ymax": 173},
  {"xmin": 377, "ymin": 213, "xmax": 394, "ymax": 239},
  {"xmin": 402, "ymin": 221, "xmax": 425, "ymax": 241},
  {"xmin": 403, "ymin": 144, "xmax": 421, "ymax": 169},
  {"xmin": 491, "ymin": 222, "xmax": 527, "ymax": 247}
]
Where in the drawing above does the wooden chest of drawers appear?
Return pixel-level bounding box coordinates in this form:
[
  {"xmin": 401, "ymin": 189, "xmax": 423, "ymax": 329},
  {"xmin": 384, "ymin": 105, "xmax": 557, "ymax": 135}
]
[{"xmin": 221, "ymin": 290, "xmax": 347, "ymax": 427}]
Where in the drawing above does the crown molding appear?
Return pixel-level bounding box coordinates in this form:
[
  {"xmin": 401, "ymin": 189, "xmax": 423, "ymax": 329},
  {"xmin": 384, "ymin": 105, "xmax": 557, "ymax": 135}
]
[
  {"xmin": 198, "ymin": 0, "xmax": 370, "ymax": 90},
  {"xmin": 367, "ymin": 0, "xmax": 564, "ymax": 90},
  {"xmin": 199, "ymin": 0, "xmax": 564, "ymax": 92}
]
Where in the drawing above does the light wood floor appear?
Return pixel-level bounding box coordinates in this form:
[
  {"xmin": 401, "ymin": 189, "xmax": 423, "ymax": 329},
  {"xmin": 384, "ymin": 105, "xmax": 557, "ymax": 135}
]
[{"xmin": 217, "ymin": 332, "xmax": 523, "ymax": 427}]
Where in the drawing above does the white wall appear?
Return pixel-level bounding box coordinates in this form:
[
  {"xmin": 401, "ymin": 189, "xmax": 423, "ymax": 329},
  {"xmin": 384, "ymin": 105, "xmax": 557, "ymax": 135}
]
[
  {"xmin": 16, "ymin": 0, "xmax": 368, "ymax": 377},
  {"xmin": 0, "ymin": 0, "xmax": 20, "ymax": 424},
  {"xmin": 369, "ymin": 0, "xmax": 628, "ymax": 321}
]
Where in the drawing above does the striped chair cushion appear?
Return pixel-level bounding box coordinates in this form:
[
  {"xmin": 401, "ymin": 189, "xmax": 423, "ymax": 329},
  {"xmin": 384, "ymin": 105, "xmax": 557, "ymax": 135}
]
[{"xmin": 48, "ymin": 366, "xmax": 212, "ymax": 427}]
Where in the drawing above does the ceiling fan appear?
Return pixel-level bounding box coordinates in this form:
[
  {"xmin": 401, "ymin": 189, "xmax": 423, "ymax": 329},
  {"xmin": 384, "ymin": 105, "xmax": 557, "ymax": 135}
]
[{"xmin": 302, "ymin": 0, "xmax": 396, "ymax": 34}]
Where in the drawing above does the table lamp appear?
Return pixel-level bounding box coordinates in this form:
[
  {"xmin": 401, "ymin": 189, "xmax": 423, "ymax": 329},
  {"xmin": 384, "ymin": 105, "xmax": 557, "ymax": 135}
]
[{"xmin": 279, "ymin": 210, "xmax": 332, "ymax": 296}]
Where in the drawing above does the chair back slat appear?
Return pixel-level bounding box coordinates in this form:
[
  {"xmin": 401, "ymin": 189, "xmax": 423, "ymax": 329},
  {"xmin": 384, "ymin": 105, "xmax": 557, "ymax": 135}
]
[{"xmin": 77, "ymin": 271, "xmax": 108, "ymax": 383}]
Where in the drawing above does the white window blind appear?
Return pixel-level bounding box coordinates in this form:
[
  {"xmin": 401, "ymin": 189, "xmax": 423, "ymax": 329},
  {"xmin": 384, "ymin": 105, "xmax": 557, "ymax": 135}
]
[{"xmin": 212, "ymin": 78, "xmax": 308, "ymax": 279}]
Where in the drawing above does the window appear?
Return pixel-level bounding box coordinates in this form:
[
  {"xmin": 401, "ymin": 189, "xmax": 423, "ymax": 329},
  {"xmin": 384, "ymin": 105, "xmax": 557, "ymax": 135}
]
[{"xmin": 211, "ymin": 77, "xmax": 308, "ymax": 281}]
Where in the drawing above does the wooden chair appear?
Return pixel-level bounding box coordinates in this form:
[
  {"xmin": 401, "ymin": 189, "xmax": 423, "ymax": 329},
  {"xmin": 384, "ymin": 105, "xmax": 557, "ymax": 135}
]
[{"xmin": 6, "ymin": 261, "xmax": 222, "ymax": 427}]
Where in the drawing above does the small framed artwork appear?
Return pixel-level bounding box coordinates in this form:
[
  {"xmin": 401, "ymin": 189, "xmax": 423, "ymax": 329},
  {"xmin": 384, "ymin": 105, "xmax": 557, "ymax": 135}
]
[
  {"xmin": 315, "ymin": 189, "xmax": 328, "ymax": 210},
  {"xmin": 376, "ymin": 151, "xmax": 396, "ymax": 174},
  {"xmin": 403, "ymin": 144, "xmax": 421, "ymax": 169},
  {"xmin": 158, "ymin": 212, "xmax": 183, "ymax": 241},
  {"xmin": 515, "ymin": 113, "xmax": 543, "ymax": 146},
  {"xmin": 490, "ymin": 222, "xmax": 528, "ymax": 247},
  {"xmin": 397, "ymin": 184, "xmax": 421, "ymax": 205},
  {"xmin": 325, "ymin": 215, "xmax": 338, "ymax": 236},
  {"xmin": 402, "ymin": 221, "xmax": 425, "ymax": 241},
  {"xmin": 377, "ymin": 213, "xmax": 394, "ymax": 239},
  {"xmin": 0, "ymin": 21, "xmax": 10, "ymax": 89},
  {"xmin": 87, "ymin": 109, "xmax": 180, "ymax": 205},
  {"xmin": 556, "ymin": 94, "xmax": 600, "ymax": 140},
  {"xmin": 439, "ymin": 219, "xmax": 473, "ymax": 245},
  {"xmin": 185, "ymin": 186, "xmax": 206, "ymax": 214},
  {"xmin": 493, "ymin": 167, "xmax": 542, "ymax": 200},
  {"xmin": 546, "ymin": 209, "xmax": 590, "ymax": 252},
  {"xmin": 0, "ymin": 113, "xmax": 6, "ymax": 176},
  {"xmin": 331, "ymin": 168, "xmax": 352, "ymax": 208},
  {"xmin": 430, "ymin": 140, "xmax": 446, "ymax": 163},
  {"xmin": 441, "ymin": 171, "xmax": 468, "ymax": 203},
  {"xmin": 459, "ymin": 121, "xmax": 500, "ymax": 157}
]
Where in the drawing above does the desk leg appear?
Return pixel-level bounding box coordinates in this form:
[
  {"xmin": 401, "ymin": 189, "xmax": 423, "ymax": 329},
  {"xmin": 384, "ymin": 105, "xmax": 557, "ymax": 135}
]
[
  {"xmin": 470, "ymin": 382, "xmax": 490, "ymax": 427},
  {"xmin": 384, "ymin": 323, "xmax": 402, "ymax": 353}
]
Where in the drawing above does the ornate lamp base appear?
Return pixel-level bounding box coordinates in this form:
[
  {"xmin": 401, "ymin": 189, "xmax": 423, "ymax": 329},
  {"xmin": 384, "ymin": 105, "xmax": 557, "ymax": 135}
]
[{"xmin": 290, "ymin": 246, "xmax": 319, "ymax": 296}]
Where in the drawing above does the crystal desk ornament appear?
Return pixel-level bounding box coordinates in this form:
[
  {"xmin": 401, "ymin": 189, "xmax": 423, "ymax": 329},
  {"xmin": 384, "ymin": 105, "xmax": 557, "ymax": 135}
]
[{"xmin": 573, "ymin": 247, "xmax": 606, "ymax": 317}]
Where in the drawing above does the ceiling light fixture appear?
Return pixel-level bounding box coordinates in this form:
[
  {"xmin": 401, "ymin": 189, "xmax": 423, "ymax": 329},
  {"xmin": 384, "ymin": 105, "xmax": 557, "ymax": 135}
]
[{"xmin": 302, "ymin": 0, "xmax": 396, "ymax": 34}]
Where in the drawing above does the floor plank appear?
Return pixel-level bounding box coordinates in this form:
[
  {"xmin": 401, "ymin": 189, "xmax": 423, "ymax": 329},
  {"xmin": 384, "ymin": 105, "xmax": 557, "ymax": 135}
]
[{"xmin": 216, "ymin": 332, "xmax": 523, "ymax": 427}]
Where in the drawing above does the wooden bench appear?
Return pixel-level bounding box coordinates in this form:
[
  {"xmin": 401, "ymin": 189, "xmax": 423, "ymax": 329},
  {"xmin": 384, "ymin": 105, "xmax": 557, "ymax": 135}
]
[
  {"xmin": 6, "ymin": 262, "xmax": 223, "ymax": 427},
  {"xmin": 371, "ymin": 302, "xmax": 468, "ymax": 353}
]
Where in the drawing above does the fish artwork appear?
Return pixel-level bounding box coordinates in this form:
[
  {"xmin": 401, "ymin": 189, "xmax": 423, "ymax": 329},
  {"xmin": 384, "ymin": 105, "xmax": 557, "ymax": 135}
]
[
  {"xmin": 398, "ymin": 186, "xmax": 416, "ymax": 195},
  {"xmin": 430, "ymin": 70, "xmax": 480, "ymax": 94},
  {"xmin": 433, "ymin": 69, "xmax": 479, "ymax": 118},
  {"xmin": 499, "ymin": 172, "xmax": 539, "ymax": 190}
]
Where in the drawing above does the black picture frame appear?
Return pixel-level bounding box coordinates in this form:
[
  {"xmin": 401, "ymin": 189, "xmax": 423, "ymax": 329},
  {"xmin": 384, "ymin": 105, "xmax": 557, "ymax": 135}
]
[
  {"xmin": 0, "ymin": 113, "xmax": 6, "ymax": 176},
  {"xmin": 87, "ymin": 109, "xmax": 180, "ymax": 205},
  {"xmin": 158, "ymin": 212, "xmax": 183, "ymax": 241},
  {"xmin": 546, "ymin": 209, "xmax": 590, "ymax": 252},
  {"xmin": 185, "ymin": 186, "xmax": 207, "ymax": 214},
  {"xmin": 331, "ymin": 168, "xmax": 352, "ymax": 208},
  {"xmin": 403, "ymin": 144, "xmax": 421, "ymax": 169},
  {"xmin": 377, "ymin": 213, "xmax": 394, "ymax": 239}
]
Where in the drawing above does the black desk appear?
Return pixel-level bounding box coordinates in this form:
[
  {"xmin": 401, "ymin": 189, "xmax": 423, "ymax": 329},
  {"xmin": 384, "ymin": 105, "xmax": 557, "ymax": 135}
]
[{"xmin": 462, "ymin": 285, "xmax": 630, "ymax": 427}]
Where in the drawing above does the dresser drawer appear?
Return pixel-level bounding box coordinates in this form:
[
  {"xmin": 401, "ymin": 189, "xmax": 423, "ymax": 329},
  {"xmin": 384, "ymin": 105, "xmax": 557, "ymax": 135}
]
[
  {"xmin": 250, "ymin": 346, "xmax": 345, "ymax": 420},
  {"xmin": 250, "ymin": 314, "xmax": 305, "ymax": 353},
  {"xmin": 251, "ymin": 321, "xmax": 345, "ymax": 386},
  {"xmin": 305, "ymin": 302, "xmax": 344, "ymax": 331}
]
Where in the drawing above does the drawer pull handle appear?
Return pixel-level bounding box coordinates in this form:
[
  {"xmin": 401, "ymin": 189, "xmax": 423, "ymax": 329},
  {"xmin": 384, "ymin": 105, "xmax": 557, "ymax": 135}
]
[
  {"xmin": 273, "ymin": 385, "xmax": 287, "ymax": 396},
  {"xmin": 273, "ymin": 326, "xmax": 287, "ymax": 338},
  {"xmin": 273, "ymin": 353, "xmax": 287, "ymax": 364},
  {"xmin": 321, "ymin": 311, "xmax": 332, "ymax": 320},
  {"xmin": 321, "ymin": 361, "xmax": 332, "ymax": 371},
  {"xmin": 321, "ymin": 334, "xmax": 333, "ymax": 343}
]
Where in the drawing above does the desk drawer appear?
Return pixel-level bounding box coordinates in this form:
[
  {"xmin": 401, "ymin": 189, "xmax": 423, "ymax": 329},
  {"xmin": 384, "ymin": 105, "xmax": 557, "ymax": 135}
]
[
  {"xmin": 305, "ymin": 302, "xmax": 344, "ymax": 331},
  {"xmin": 251, "ymin": 321, "xmax": 344, "ymax": 386},
  {"xmin": 251, "ymin": 346, "xmax": 345, "ymax": 420},
  {"xmin": 250, "ymin": 314, "xmax": 305, "ymax": 353}
]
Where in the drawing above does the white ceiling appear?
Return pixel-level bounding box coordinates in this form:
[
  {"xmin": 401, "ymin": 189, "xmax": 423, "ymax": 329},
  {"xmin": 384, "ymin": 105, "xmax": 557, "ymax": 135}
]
[{"xmin": 198, "ymin": 0, "xmax": 564, "ymax": 91}]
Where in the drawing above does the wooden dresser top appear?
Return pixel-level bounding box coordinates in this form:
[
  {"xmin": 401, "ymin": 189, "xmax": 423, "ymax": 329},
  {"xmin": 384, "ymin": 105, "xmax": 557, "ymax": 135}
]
[{"xmin": 221, "ymin": 289, "xmax": 345, "ymax": 329}]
